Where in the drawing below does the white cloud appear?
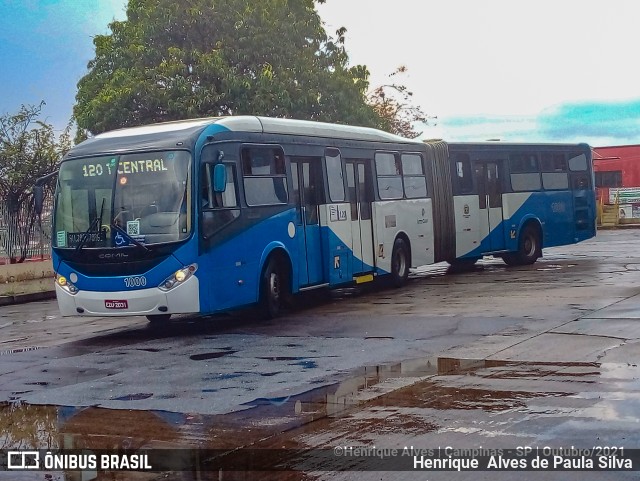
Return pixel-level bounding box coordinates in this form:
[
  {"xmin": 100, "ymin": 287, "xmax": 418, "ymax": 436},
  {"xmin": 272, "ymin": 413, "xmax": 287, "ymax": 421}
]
[{"xmin": 317, "ymin": 0, "xmax": 640, "ymax": 119}]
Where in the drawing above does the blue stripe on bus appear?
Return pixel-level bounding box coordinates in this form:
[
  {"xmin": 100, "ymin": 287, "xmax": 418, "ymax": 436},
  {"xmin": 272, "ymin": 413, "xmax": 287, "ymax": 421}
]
[
  {"xmin": 195, "ymin": 217, "xmax": 380, "ymax": 312},
  {"xmin": 193, "ymin": 123, "xmax": 232, "ymax": 159},
  {"xmin": 460, "ymin": 190, "xmax": 594, "ymax": 259},
  {"xmin": 53, "ymin": 253, "xmax": 186, "ymax": 292}
]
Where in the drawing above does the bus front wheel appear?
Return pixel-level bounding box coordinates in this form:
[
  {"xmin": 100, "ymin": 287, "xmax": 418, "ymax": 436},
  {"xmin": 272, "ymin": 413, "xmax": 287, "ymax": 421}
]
[
  {"xmin": 259, "ymin": 258, "xmax": 288, "ymax": 319},
  {"xmin": 503, "ymin": 225, "xmax": 541, "ymax": 266},
  {"xmin": 390, "ymin": 238, "xmax": 410, "ymax": 288}
]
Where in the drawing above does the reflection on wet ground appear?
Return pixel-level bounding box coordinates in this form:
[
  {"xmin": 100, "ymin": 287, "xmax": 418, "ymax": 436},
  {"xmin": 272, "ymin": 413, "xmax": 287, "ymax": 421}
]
[
  {"xmin": 3, "ymin": 354, "xmax": 640, "ymax": 478},
  {"xmin": 3, "ymin": 233, "xmax": 640, "ymax": 479}
]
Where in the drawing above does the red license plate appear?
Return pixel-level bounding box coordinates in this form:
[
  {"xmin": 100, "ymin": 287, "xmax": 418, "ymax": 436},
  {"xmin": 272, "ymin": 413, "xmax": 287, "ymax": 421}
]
[{"xmin": 105, "ymin": 299, "xmax": 129, "ymax": 309}]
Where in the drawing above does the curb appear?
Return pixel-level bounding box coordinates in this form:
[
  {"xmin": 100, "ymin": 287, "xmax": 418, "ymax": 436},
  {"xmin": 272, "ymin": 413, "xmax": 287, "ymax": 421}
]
[
  {"xmin": 598, "ymin": 223, "xmax": 640, "ymax": 229},
  {"xmin": 0, "ymin": 290, "xmax": 56, "ymax": 306}
]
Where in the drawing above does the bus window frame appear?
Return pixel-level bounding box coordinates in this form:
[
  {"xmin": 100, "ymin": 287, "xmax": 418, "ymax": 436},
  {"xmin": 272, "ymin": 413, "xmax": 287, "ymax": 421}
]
[
  {"xmin": 240, "ymin": 144, "xmax": 289, "ymax": 207},
  {"xmin": 401, "ymin": 152, "xmax": 428, "ymax": 199},
  {"xmin": 375, "ymin": 151, "xmax": 404, "ymax": 200},
  {"xmin": 509, "ymin": 151, "xmax": 541, "ymax": 192},
  {"xmin": 452, "ymin": 152, "xmax": 474, "ymax": 194},
  {"xmin": 200, "ymin": 162, "xmax": 241, "ymax": 238},
  {"xmin": 324, "ymin": 148, "xmax": 346, "ymax": 203}
]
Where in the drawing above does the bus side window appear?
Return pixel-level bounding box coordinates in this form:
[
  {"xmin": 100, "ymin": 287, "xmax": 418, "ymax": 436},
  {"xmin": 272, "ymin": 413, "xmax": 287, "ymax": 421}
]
[
  {"xmin": 201, "ymin": 163, "xmax": 240, "ymax": 237},
  {"xmin": 201, "ymin": 164, "xmax": 214, "ymax": 209},
  {"xmin": 202, "ymin": 164, "xmax": 238, "ymax": 208},
  {"xmin": 509, "ymin": 152, "xmax": 541, "ymax": 191},
  {"xmin": 303, "ymin": 161, "xmax": 322, "ymax": 225},
  {"xmin": 241, "ymin": 147, "xmax": 288, "ymax": 206},
  {"xmin": 325, "ymin": 149, "xmax": 345, "ymax": 202},
  {"xmin": 375, "ymin": 152, "xmax": 403, "ymax": 199},
  {"xmin": 454, "ymin": 153, "xmax": 473, "ymax": 193},
  {"xmin": 568, "ymin": 153, "xmax": 588, "ymax": 171},
  {"xmin": 541, "ymin": 153, "xmax": 569, "ymax": 190},
  {"xmin": 401, "ymin": 153, "xmax": 427, "ymax": 198},
  {"xmin": 346, "ymin": 163, "xmax": 358, "ymax": 220}
]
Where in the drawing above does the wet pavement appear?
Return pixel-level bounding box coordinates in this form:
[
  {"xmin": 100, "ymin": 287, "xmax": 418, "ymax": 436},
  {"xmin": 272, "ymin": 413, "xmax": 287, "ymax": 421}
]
[{"xmin": 2, "ymin": 230, "xmax": 640, "ymax": 480}]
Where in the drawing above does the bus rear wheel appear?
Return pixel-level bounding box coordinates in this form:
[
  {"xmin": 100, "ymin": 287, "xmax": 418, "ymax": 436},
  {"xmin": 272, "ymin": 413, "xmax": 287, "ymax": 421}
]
[
  {"xmin": 390, "ymin": 238, "xmax": 409, "ymax": 288},
  {"xmin": 259, "ymin": 257, "xmax": 288, "ymax": 319},
  {"xmin": 503, "ymin": 224, "xmax": 541, "ymax": 266}
]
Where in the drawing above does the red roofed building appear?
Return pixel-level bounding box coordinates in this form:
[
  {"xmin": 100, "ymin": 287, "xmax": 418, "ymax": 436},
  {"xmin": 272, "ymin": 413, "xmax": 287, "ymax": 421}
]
[{"xmin": 592, "ymin": 145, "xmax": 640, "ymax": 223}]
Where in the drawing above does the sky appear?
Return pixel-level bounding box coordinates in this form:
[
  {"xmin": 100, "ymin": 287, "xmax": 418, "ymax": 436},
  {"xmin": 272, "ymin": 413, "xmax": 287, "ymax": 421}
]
[{"xmin": 0, "ymin": 0, "xmax": 639, "ymax": 146}]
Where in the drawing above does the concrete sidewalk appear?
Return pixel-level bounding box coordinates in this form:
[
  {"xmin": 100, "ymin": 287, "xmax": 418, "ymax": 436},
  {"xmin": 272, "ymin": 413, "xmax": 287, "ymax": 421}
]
[
  {"xmin": 0, "ymin": 289, "xmax": 56, "ymax": 306},
  {"xmin": 0, "ymin": 259, "xmax": 55, "ymax": 306}
]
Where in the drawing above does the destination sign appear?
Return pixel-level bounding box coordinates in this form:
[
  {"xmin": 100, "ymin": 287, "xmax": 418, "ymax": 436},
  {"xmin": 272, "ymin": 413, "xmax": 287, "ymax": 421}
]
[{"xmin": 82, "ymin": 158, "xmax": 169, "ymax": 177}]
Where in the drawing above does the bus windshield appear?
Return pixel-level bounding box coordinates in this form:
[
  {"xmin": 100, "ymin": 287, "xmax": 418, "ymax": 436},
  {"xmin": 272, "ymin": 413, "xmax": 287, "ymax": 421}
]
[{"xmin": 53, "ymin": 150, "xmax": 192, "ymax": 249}]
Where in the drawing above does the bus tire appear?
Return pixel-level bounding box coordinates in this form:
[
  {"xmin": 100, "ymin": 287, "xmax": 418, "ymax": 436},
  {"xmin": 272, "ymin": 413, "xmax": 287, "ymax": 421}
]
[
  {"xmin": 504, "ymin": 224, "xmax": 541, "ymax": 266},
  {"xmin": 259, "ymin": 257, "xmax": 287, "ymax": 319},
  {"xmin": 390, "ymin": 238, "xmax": 409, "ymax": 288},
  {"xmin": 146, "ymin": 314, "xmax": 171, "ymax": 323}
]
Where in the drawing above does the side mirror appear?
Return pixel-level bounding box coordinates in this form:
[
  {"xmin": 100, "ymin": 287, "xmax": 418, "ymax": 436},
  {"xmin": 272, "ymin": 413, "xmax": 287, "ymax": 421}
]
[
  {"xmin": 34, "ymin": 185, "xmax": 44, "ymax": 216},
  {"xmin": 213, "ymin": 163, "xmax": 227, "ymax": 193}
]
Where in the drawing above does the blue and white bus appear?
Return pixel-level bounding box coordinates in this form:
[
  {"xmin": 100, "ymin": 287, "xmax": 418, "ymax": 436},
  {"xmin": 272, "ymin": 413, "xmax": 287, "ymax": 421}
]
[
  {"xmin": 35, "ymin": 117, "xmax": 595, "ymax": 322},
  {"xmin": 446, "ymin": 142, "xmax": 595, "ymax": 267}
]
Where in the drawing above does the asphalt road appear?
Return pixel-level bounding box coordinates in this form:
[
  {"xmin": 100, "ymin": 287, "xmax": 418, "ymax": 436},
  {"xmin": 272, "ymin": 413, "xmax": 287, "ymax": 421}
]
[{"xmin": 2, "ymin": 229, "xmax": 640, "ymax": 480}]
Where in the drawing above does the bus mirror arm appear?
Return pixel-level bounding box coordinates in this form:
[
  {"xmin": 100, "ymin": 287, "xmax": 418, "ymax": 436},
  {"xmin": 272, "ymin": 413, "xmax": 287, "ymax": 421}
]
[
  {"xmin": 34, "ymin": 185, "xmax": 44, "ymax": 216},
  {"xmin": 34, "ymin": 171, "xmax": 58, "ymax": 216}
]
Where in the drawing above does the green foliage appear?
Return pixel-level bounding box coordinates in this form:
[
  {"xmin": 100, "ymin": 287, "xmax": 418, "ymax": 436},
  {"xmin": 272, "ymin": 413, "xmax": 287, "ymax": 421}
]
[
  {"xmin": 74, "ymin": 0, "xmax": 381, "ymax": 135},
  {"xmin": 368, "ymin": 66, "xmax": 435, "ymax": 139},
  {"xmin": 0, "ymin": 102, "xmax": 71, "ymax": 263}
]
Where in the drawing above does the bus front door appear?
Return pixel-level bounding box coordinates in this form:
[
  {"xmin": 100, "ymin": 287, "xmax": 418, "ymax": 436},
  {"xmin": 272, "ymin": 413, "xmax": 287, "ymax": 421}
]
[
  {"xmin": 291, "ymin": 159, "xmax": 324, "ymax": 287},
  {"xmin": 346, "ymin": 161, "xmax": 374, "ymax": 275},
  {"xmin": 475, "ymin": 161, "xmax": 505, "ymax": 251}
]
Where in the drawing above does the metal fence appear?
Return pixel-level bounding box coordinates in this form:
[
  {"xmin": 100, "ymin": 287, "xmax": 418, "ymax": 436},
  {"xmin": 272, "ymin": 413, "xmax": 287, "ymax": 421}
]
[{"xmin": 0, "ymin": 198, "xmax": 53, "ymax": 263}]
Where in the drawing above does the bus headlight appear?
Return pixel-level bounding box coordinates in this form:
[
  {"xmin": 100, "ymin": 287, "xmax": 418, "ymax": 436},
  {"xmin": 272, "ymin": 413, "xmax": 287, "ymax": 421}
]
[
  {"xmin": 56, "ymin": 275, "xmax": 79, "ymax": 295},
  {"xmin": 159, "ymin": 264, "xmax": 198, "ymax": 291}
]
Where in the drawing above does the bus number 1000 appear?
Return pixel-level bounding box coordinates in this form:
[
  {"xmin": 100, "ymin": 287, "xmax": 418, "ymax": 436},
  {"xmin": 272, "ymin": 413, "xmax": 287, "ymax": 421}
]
[{"xmin": 124, "ymin": 276, "xmax": 147, "ymax": 288}]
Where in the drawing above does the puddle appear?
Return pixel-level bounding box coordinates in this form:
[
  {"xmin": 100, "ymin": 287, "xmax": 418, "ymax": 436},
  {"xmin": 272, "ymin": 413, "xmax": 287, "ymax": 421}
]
[
  {"xmin": 536, "ymin": 264, "xmax": 564, "ymax": 271},
  {"xmin": 258, "ymin": 356, "xmax": 307, "ymax": 361},
  {"xmin": 203, "ymin": 373, "xmax": 243, "ymax": 381},
  {"xmin": 2, "ymin": 356, "xmax": 640, "ymax": 473},
  {"xmin": 111, "ymin": 392, "xmax": 153, "ymax": 401},
  {"xmin": 190, "ymin": 350, "xmax": 238, "ymax": 360},
  {"xmin": 292, "ymin": 360, "xmax": 318, "ymax": 369},
  {"xmin": 257, "ymin": 356, "xmax": 338, "ymax": 362}
]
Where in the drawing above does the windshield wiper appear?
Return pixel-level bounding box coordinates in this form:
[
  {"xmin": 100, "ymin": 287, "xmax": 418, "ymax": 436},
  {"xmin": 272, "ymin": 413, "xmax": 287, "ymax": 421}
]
[
  {"xmin": 75, "ymin": 197, "xmax": 106, "ymax": 254},
  {"xmin": 110, "ymin": 221, "xmax": 150, "ymax": 254}
]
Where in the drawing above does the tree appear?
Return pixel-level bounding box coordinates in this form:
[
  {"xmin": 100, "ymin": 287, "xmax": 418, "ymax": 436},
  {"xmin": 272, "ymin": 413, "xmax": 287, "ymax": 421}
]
[
  {"xmin": 368, "ymin": 66, "xmax": 435, "ymax": 139},
  {"xmin": 74, "ymin": 0, "xmax": 381, "ymax": 137},
  {"xmin": 0, "ymin": 102, "xmax": 71, "ymax": 263}
]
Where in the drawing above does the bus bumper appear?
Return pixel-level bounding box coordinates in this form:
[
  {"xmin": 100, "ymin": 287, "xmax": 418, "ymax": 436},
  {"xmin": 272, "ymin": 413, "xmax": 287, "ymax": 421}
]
[{"xmin": 55, "ymin": 275, "xmax": 200, "ymax": 317}]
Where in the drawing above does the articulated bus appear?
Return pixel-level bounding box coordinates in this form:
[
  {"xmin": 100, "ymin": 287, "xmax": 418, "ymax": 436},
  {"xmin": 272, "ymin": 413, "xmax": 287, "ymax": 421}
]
[{"xmin": 35, "ymin": 117, "xmax": 596, "ymax": 322}]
